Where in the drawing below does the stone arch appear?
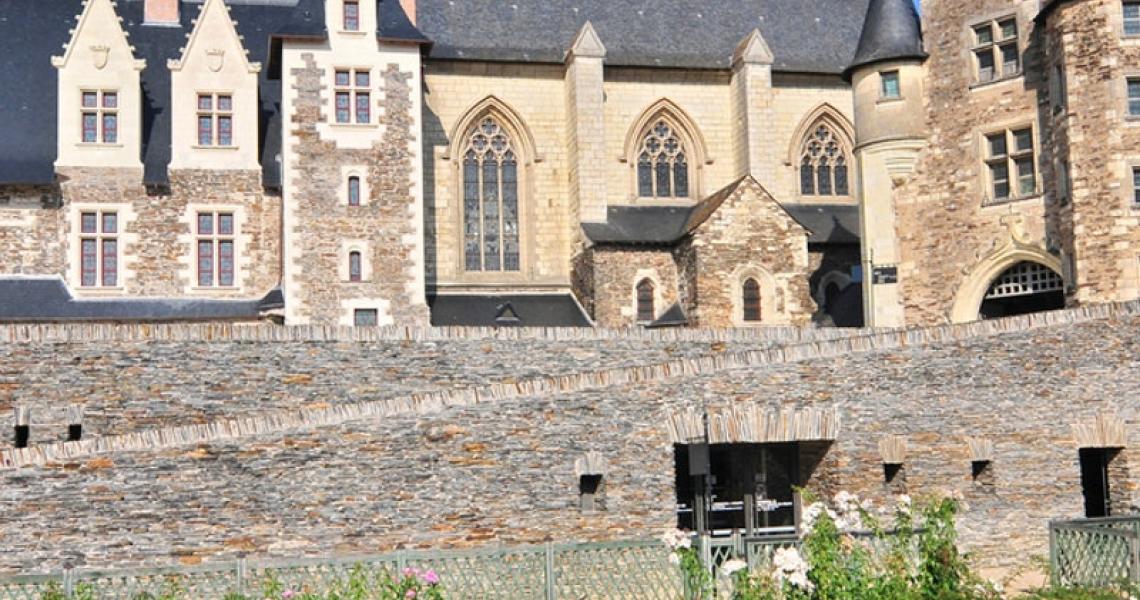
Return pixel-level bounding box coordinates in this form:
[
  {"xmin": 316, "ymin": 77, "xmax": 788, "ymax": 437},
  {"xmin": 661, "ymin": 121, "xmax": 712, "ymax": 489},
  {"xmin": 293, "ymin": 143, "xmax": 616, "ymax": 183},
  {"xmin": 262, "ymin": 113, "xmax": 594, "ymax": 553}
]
[
  {"xmin": 730, "ymin": 265, "xmax": 780, "ymax": 326},
  {"xmin": 787, "ymin": 104, "xmax": 856, "ymax": 198},
  {"xmin": 444, "ymin": 96, "xmax": 541, "ymax": 166},
  {"xmin": 787, "ymin": 103, "xmax": 856, "ymax": 166},
  {"xmin": 622, "ymin": 99, "xmax": 710, "ymax": 200},
  {"xmin": 950, "ymin": 245, "xmax": 1065, "ymax": 323}
]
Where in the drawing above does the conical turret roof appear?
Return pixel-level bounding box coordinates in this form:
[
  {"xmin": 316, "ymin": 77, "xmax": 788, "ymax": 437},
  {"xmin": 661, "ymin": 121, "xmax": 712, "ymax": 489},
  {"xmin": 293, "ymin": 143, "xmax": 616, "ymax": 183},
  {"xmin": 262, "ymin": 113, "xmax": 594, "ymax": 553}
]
[{"xmin": 844, "ymin": 0, "xmax": 926, "ymax": 79}]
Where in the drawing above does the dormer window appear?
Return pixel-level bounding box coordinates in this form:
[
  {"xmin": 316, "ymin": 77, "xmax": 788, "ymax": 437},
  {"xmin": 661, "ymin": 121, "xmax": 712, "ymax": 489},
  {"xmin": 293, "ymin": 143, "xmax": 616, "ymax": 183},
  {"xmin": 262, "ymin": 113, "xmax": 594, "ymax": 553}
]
[
  {"xmin": 344, "ymin": 0, "xmax": 360, "ymax": 31},
  {"xmin": 197, "ymin": 94, "xmax": 233, "ymax": 147},
  {"xmin": 81, "ymin": 91, "xmax": 118, "ymax": 144}
]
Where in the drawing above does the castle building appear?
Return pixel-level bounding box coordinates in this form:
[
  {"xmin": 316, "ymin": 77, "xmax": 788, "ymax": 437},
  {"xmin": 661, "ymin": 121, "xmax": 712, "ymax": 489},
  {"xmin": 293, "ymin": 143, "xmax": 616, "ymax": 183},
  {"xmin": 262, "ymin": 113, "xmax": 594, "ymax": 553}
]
[{"xmin": 0, "ymin": 0, "xmax": 1135, "ymax": 328}]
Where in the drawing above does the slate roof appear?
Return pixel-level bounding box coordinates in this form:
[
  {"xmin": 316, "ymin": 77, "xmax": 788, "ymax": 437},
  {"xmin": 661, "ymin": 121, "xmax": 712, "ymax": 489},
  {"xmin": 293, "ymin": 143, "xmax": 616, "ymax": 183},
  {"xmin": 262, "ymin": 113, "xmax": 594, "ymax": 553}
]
[
  {"xmin": 0, "ymin": 277, "xmax": 283, "ymax": 322},
  {"xmin": 416, "ymin": 0, "xmax": 871, "ymax": 73},
  {"xmin": 647, "ymin": 302, "xmax": 689, "ymax": 328},
  {"xmin": 845, "ymin": 0, "xmax": 926, "ymax": 78},
  {"xmin": 429, "ymin": 294, "xmax": 593, "ymax": 327},
  {"xmin": 0, "ymin": 0, "xmax": 425, "ymax": 186}
]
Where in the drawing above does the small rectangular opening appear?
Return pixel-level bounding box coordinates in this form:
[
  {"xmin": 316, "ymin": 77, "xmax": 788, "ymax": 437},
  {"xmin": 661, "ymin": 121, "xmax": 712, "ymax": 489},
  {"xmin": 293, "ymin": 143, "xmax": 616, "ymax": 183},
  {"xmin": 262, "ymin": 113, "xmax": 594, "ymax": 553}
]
[
  {"xmin": 1079, "ymin": 448, "xmax": 1113, "ymax": 518},
  {"xmin": 579, "ymin": 474, "xmax": 603, "ymax": 512},
  {"xmin": 14, "ymin": 425, "xmax": 29, "ymax": 449}
]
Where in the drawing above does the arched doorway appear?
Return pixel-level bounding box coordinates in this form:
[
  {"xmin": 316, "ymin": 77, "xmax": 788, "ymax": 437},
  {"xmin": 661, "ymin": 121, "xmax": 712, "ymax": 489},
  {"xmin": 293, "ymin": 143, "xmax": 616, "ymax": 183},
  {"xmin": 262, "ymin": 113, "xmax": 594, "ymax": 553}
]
[{"xmin": 978, "ymin": 261, "xmax": 1065, "ymax": 320}]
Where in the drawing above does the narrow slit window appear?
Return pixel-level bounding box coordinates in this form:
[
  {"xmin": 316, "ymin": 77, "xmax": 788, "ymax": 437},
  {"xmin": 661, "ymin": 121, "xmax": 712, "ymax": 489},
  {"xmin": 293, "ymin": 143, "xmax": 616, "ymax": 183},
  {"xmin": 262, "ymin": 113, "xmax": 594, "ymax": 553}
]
[
  {"xmin": 743, "ymin": 278, "xmax": 761, "ymax": 322},
  {"xmin": 348, "ymin": 176, "xmax": 361, "ymax": 206},
  {"xmin": 636, "ymin": 279, "xmax": 655, "ymax": 323},
  {"xmin": 348, "ymin": 251, "xmax": 362, "ymax": 282}
]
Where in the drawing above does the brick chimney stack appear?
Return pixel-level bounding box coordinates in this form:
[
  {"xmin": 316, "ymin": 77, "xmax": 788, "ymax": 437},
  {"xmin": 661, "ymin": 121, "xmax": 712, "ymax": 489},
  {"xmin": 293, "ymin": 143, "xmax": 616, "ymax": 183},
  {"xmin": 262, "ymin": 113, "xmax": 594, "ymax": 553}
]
[
  {"xmin": 145, "ymin": 0, "xmax": 180, "ymax": 25},
  {"xmin": 400, "ymin": 0, "xmax": 416, "ymax": 25}
]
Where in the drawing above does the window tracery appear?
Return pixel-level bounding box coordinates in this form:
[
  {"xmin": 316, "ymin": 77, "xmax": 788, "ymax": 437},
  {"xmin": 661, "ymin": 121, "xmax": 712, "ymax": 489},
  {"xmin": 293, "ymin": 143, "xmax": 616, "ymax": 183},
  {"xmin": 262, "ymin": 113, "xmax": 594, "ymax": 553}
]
[
  {"xmin": 463, "ymin": 118, "xmax": 520, "ymax": 272},
  {"xmin": 637, "ymin": 121, "xmax": 689, "ymax": 198},
  {"xmin": 799, "ymin": 123, "xmax": 850, "ymax": 197}
]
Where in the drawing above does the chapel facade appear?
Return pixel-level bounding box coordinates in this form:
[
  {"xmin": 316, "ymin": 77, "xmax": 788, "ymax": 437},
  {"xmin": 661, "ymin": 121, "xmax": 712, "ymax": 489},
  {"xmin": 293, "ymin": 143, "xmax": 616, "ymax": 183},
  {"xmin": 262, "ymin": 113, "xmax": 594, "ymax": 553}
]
[{"xmin": 0, "ymin": 0, "xmax": 1135, "ymax": 329}]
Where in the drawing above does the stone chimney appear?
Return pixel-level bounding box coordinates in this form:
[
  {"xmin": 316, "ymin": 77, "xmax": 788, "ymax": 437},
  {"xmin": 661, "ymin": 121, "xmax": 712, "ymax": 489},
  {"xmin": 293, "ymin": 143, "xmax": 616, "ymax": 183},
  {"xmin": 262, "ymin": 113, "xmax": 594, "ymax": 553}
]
[
  {"xmin": 144, "ymin": 0, "xmax": 180, "ymax": 26},
  {"xmin": 399, "ymin": 0, "xmax": 416, "ymax": 25}
]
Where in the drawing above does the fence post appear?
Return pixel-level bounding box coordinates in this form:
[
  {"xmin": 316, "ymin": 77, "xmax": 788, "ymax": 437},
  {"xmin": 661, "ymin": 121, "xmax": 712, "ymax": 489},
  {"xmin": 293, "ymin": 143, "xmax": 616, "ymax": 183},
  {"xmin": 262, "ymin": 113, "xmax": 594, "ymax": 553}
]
[
  {"xmin": 1048, "ymin": 521, "xmax": 1058, "ymax": 586},
  {"xmin": 62, "ymin": 567, "xmax": 73, "ymax": 599},
  {"xmin": 397, "ymin": 550, "xmax": 407, "ymax": 573},
  {"xmin": 237, "ymin": 556, "xmax": 247, "ymax": 596},
  {"xmin": 544, "ymin": 542, "xmax": 556, "ymax": 600},
  {"xmin": 699, "ymin": 535, "xmax": 712, "ymax": 574},
  {"xmin": 1132, "ymin": 521, "xmax": 1140, "ymax": 584}
]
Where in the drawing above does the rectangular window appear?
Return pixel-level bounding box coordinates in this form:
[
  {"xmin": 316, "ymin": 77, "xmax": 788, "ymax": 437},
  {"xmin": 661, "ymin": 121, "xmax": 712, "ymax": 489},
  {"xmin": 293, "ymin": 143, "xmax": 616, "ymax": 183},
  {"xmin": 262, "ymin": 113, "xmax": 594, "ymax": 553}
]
[
  {"xmin": 80, "ymin": 91, "xmax": 118, "ymax": 144},
  {"xmin": 333, "ymin": 69, "xmax": 371, "ymax": 124},
  {"xmin": 881, "ymin": 70, "xmax": 901, "ymax": 99},
  {"xmin": 1128, "ymin": 78, "xmax": 1140, "ymax": 116},
  {"xmin": 354, "ymin": 308, "xmax": 378, "ymax": 327},
  {"xmin": 1126, "ymin": 2, "xmax": 1140, "ymax": 36},
  {"xmin": 348, "ymin": 176, "xmax": 361, "ymax": 206},
  {"xmin": 1132, "ymin": 167, "xmax": 1140, "ymax": 205},
  {"xmin": 78, "ymin": 210, "xmax": 119, "ymax": 287},
  {"xmin": 196, "ymin": 93, "xmax": 234, "ymax": 146},
  {"xmin": 343, "ymin": 0, "xmax": 360, "ymax": 31},
  {"xmin": 196, "ymin": 211, "xmax": 237, "ymax": 287},
  {"xmin": 985, "ymin": 128, "xmax": 1036, "ymax": 202},
  {"xmin": 349, "ymin": 252, "xmax": 362, "ymax": 282},
  {"xmin": 972, "ymin": 17, "xmax": 1020, "ymax": 84}
]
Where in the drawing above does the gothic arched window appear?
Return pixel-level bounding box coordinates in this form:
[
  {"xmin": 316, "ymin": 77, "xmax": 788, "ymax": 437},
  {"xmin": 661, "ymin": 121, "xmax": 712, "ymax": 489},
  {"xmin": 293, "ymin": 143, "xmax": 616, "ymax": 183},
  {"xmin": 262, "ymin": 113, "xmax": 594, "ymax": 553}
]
[
  {"xmin": 742, "ymin": 278, "xmax": 761, "ymax": 322},
  {"xmin": 637, "ymin": 121, "xmax": 690, "ymax": 199},
  {"xmin": 636, "ymin": 279, "xmax": 655, "ymax": 322},
  {"xmin": 463, "ymin": 118, "xmax": 521, "ymax": 272},
  {"xmin": 799, "ymin": 124, "xmax": 851, "ymax": 197}
]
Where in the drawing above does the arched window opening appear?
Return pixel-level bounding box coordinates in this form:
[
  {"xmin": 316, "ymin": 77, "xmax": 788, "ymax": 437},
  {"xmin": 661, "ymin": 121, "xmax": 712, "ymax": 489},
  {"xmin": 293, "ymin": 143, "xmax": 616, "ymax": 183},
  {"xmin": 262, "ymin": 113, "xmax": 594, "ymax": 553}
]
[
  {"xmin": 979, "ymin": 261, "xmax": 1064, "ymax": 319},
  {"xmin": 463, "ymin": 118, "xmax": 521, "ymax": 272},
  {"xmin": 348, "ymin": 251, "xmax": 362, "ymax": 282},
  {"xmin": 742, "ymin": 278, "xmax": 761, "ymax": 322},
  {"xmin": 800, "ymin": 123, "xmax": 851, "ymax": 197},
  {"xmin": 347, "ymin": 176, "xmax": 361, "ymax": 207},
  {"xmin": 636, "ymin": 279, "xmax": 655, "ymax": 323},
  {"xmin": 637, "ymin": 121, "xmax": 690, "ymax": 199}
]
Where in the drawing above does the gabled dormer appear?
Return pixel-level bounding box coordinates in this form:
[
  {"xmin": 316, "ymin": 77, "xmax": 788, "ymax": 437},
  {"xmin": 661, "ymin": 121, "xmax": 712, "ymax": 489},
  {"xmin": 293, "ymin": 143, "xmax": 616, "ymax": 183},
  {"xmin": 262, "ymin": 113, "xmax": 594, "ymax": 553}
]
[
  {"xmin": 53, "ymin": 0, "xmax": 146, "ymax": 171},
  {"xmin": 168, "ymin": 0, "xmax": 262, "ymax": 171}
]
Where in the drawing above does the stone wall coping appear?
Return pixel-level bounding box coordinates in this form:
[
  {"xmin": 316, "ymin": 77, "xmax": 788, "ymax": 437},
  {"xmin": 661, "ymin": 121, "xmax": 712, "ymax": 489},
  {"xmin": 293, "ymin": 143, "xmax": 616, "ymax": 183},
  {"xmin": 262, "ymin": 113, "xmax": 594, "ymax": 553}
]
[{"xmin": 2, "ymin": 299, "xmax": 1137, "ymax": 470}]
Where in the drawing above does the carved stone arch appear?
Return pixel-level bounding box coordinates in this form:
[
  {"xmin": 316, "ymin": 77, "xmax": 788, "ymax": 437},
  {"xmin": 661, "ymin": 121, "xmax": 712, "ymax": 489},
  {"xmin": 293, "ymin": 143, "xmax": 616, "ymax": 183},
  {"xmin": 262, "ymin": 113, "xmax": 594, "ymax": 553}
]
[
  {"xmin": 730, "ymin": 264, "xmax": 780, "ymax": 326},
  {"xmin": 787, "ymin": 103, "xmax": 855, "ymax": 166},
  {"xmin": 622, "ymin": 99, "xmax": 711, "ymax": 200},
  {"xmin": 949, "ymin": 243, "xmax": 1065, "ymax": 324},
  {"xmin": 444, "ymin": 96, "xmax": 541, "ymax": 166}
]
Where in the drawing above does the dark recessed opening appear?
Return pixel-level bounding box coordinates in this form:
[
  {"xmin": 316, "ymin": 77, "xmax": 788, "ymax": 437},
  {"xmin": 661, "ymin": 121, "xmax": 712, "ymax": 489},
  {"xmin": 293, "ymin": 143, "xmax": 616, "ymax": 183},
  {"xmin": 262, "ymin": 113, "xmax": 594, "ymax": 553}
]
[
  {"xmin": 1079, "ymin": 448, "xmax": 1115, "ymax": 518},
  {"xmin": 971, "ymin": 460, "xmax": 990, "ymax": 480},
  {"xmin": 884, "ymin": 463, "xmax": 904, "ymax": 484},
  {"xmin": 579, "ymin": 474, "xmax": 603, "ymax": 512},
  {"xmin": 14, "ymin": 425, "xmax": 29, "ymax": 449},
  {"xmin": 68, "ymin": 424, "xmax": 83, "ymax": 442}
]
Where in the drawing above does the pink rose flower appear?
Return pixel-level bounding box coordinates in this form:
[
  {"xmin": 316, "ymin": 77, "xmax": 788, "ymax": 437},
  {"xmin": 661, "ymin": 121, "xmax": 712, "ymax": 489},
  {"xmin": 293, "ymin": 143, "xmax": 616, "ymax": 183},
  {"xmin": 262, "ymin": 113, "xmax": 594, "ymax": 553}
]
[
  {"xmin": 422, "ymin": 570, "xmax": 440, "ymax": 585},
  {"xmin": 405, "ymin": 590, "xmax": 417, "ymax": 599}
]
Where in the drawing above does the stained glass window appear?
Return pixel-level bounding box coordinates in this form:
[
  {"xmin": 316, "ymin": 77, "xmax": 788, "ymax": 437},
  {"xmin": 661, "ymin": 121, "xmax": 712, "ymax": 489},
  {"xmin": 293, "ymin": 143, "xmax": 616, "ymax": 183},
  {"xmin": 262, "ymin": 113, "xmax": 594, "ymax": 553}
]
[
  {"xmin": 462, "ymin": 118, "xmax": 521, "ymax": 272},
  {"xmin": 334, "ymin": 69, "xmax": 371, "ymax": 124},
  {"xmin": 636, "ymin": 121, "xmax": 690, "ymax": 198},
  {"xmin": 800, "ymin": 123, "xmax": 851, "ymax": 196},
  {"xmin": 197, "ymin": 94, "xmax": 233, "ymax": 146},
  {"xmin": 80, "ymin": 91, "xmax": 117, "ymax": 144}
]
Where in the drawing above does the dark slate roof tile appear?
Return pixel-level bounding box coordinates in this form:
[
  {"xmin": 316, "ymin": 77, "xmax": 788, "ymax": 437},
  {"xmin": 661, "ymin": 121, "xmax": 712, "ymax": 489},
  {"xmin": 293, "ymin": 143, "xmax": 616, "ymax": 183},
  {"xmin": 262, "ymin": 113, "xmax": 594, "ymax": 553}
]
[
  {"xmin": 428, "ymin": 294, "xmax": 592, "ymax": 327},
  {"xmin": 648, "ymin": 302, "xmax": 688, "ymax": 328},
  {"xmin": 416, "ymin": 0, "xmax": 871, "ymax": 73},
  {"xmin": 845, "ymin": 0, "xmax": 926, "ymax": 78}
]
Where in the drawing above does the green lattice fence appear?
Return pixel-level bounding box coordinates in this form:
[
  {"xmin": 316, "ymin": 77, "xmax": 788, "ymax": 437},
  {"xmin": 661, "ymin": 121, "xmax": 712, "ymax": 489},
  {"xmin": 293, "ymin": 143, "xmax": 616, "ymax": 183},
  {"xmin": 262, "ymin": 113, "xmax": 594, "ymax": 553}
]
[{"xmin": 1050, "ymin": 516, "xmax": 1140, "ymax": 587}]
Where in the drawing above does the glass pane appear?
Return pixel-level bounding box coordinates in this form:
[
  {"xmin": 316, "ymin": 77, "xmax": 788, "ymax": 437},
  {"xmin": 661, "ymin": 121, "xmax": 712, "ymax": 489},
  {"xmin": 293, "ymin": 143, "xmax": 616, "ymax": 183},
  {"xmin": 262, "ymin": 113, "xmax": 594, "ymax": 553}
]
[
  {"xmin": 102, "ymin": 92, "xmax": 117, "ymax": 109},
  {"xmin": 999, "ymin": 19, "xmax": 1017, "ymax": 40},
  {"xmin": 977, "ymin": 50, "xmax": 995, "ymax": 82},
  {"xmin": 199, "ymin": 116, "xmax": 213, "ymax": 145},
  {"xmin": 102, "ymin": 213, "xmax": 117, "ymax": 234},
  {"xmin": 198, "ymin": 213, "xmax": 213, "ymax": 235},
  {"xmin": 218, "ymin": 214, "xmax": 234, "ymax": 235},
  {"xmin": 974, "ymin": 24, "xmax": 993, "ymax": 45},
  {"xmin": 102, "ymin": 114, "xmax": 117, "ymax": 143},
  {"xmin": 335, "ymin": 92, "xmax": 351, "ymax": 123},
  {"xmin": 354, "ymin": 309, "xmax": 378, "ymax": 327},
  {"xmin": 348, "ymin": 177, "xmax": 360, "ymax": 206},
  {"xmin": 1130, "ymin": 99, "xmax": 1140, "ymax": 117},
  {"xmin": 101, "ymin": 239, "xmax": 117, "ymax": 287},
  {"xmin": 1017, "ymin": 158, "xmax": 1036, "ymax": 195},
  {"xmin": 482, "ymin": 159, "xmax": 500, "ymax": 271},
  {"xmin": 835, "ymin": 164, "xmax": 849, "ymax": 196},
  {"xmin": 219, "ymin": 241, "xmax": 234, "ymax": 287},
  {"xmin": 349, "ymin": 252, "xmax": 361, "ymax": 281},
  {"xmin": 1013, "ymin": 129, "xmax": 1033, "ymax": 152},
  {"xmin": 1134, "ymin": 168, "xmax": 1140, "ymax": 204},
  {"xmin": 82, "ymin": 113, "xmax": 97, "ymax": 143},
  {"xmin": 1001, "ymin": 44, "xmax": 1020, "ymax": 75},
  {"xmin": 818, "ymin": 165, "xmax": 833, "ymax": 195},
  {"xmin": 198, "ymin": 95, "xmax": 213, "ymax": 111},
  {"xmin": 800, "ymin": 164, "xmax": 815, "ymax": 195},
  {"xmin": 991, "ymin": 163, "xmax": 1010, "ymax": 198},
  {"xmin": 81, "ymin": 213, "xmax": 97, "ymax": 234},
  {"xmin": 344, "ymin": 1, "xmax": 359, "ymax": 30},
  {"xmin": 355, "ymin": 93, "xmax": 370, "ymax": 124},
  {"xmin": 218, "ymin": 116, "xmax": 232, "ymax": 146},
  {"xmin": 355, "ymin": 71, "xmax": 370, "ymax": 88},
  {"xmin": 637, "ymin": 153, "xmax": 653, "ymax": 197},
  {"xmin": 335, "ymin": 71, "xmax": 350, "ymax": 87},
  {"xmin": 673, "ymin": 154, "xmax": 689, "ymax": 198},
  {"xmin": 743, "ymin": 279, "xmax": 761, "ymax": 322},
  {"xmin": 502, "ymin": 154, "xmax": 520, "ymax": 272},
  {"xmin": 81, "ymin": 239, "xmax": 97, "ymax": 287},
  {"xmin": 881, "ymin": 72, "xmax": 900, "ymax": 98},
  {"xmin": 198, "ymin": 241, "xmax": 214, "ymax": 286},
  {"xmin": 82, "ymin": 92, "xmax": 98, "ymax": 108},
  {"xmin": 463, "ymin": 155, "xmax": 481, "ymax": 271},
  {"xmin": 1127, "ymin": 5, "xmax": 1140, "ymax": 36},
  {"xmin": 217, "ymin": 96, "xmax": 232, "ymax": 112},
  {"xmin": 655, "ymin": 156, "xmax": 670, "ymax": 197},
  {"xmin": 988, "ymin": 133, "xmax": 1007, "ymax": 158},
  {"xmin": 637, "ymin": 280, "xmax": 654, "ymax": 322}
]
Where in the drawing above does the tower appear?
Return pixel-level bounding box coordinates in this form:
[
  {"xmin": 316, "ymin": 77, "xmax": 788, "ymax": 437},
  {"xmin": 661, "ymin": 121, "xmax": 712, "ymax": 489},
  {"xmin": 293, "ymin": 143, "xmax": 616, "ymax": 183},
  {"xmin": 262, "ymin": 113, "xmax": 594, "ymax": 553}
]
[{"xmin": 846, "ymin": 0, "xmax": 927, "ymax": 327}]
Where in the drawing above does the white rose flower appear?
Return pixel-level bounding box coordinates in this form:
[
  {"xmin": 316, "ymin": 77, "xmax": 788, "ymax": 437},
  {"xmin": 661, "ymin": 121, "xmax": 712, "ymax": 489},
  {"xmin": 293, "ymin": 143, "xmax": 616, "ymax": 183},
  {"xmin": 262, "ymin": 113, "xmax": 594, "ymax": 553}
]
[{"xmin": 721, "ymin": 559, "xmax": 748, "ymax": 576}]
